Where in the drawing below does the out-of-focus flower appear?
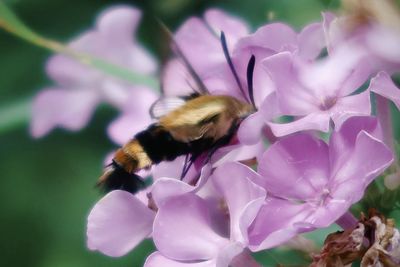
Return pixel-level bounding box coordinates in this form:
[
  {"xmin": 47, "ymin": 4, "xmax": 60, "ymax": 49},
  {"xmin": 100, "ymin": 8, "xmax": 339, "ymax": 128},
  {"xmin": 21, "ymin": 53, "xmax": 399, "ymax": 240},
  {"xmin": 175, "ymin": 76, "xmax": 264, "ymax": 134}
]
[
  {"xmin": 31, "ymin": 6, "xmax": 157, "ymax": 138},
  {"xmin": 239, "ymin": 116, "xmax": 393, "ymax": 251},
  {"xmin": 324, "ymin": 0, "xmax": 400, "ymax": 73}
]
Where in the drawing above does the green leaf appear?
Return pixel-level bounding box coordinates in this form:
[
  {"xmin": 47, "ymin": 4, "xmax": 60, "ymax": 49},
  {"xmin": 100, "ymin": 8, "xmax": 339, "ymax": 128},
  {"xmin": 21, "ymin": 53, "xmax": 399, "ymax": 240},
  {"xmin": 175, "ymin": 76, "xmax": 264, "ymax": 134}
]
[{"xmin": 0, "ymin": 2, "xmax": 159, "ymax": 89}]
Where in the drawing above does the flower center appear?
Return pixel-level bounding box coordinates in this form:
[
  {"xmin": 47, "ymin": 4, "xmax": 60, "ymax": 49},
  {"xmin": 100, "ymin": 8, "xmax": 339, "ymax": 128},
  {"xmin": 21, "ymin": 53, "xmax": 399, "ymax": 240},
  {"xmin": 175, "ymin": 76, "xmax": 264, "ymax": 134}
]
[{"xmin": 319, "ymin": 96, "xmax": 337, "ymax": 111}]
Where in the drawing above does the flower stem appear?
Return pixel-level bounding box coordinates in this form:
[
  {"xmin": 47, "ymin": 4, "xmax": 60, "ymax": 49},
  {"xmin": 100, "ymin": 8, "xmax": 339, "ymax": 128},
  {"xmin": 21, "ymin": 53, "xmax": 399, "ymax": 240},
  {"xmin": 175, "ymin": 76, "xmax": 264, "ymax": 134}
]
[{"xmin": 336, "ymin": 211, "xmax": 358, "ymax": 230}]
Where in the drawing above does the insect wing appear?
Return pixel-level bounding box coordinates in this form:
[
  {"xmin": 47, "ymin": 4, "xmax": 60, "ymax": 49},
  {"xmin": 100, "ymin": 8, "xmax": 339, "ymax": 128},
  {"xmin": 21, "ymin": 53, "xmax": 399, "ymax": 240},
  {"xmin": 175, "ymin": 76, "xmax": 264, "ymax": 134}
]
[{"xmin": 149, "ymin": 97, "xmax": 187, "ymax": 119}]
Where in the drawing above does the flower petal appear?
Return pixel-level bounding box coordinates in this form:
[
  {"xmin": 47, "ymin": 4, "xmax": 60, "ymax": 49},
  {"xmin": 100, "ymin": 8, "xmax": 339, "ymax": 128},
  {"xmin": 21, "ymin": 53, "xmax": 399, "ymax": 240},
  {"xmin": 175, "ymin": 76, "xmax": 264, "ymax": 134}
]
[
  {"xmin": 258, "ymin": 133, "xmax": 330, "ymax": 200},
  {"xmin": 211, "ymin": 141, "xmax": 265, "ymax": 168},
  {"xmin": 268, "ymin": 112, "xmax": 331, "ymax": 137},
  {"xmin": 30, "ymin": 88, "xmax": 99, "ymax": 137},
  {"xmin": 87, "ymin": 190, "xmax": 155, "ymax": 257},
  {"xmin": 238, "ymin": 92, "xmax": 279, "ymax": 145},
  {"xmin": 175, "ymin": 17, "xmax": 222, "ymax": 73},
  {"xmin": 212, "ymin": 162, "xmax": 266, "ymax": 243},
  {"xmin": 153, "ymin": 193, "xmax": 228, "ymax": 261},
  {"xmin": 144, "ymin": 252, "xmax": 216, "ymax": 267},
  {"xmin": 329, "ymin": 116, "xmax": 385, "ymax": 184},
  {"xmin": 204, "ymin": 9, "xmax": 249, "ymax": 46},
  {"xmin": 329, "ymin": 90, "xmax": 371, "ymax": 129},
  {"xmin": 107, "ymin": 87, "xmax": 158, "ymax": 145},
  {"xmin": 297, "ymin": 22, "xmax": 325, "ymax": 61},
  {"xmin": 235, "ymin": 23, "xmax": 297, "ymax": 52},
  {"xmin": 248, "ymin": 198, "xmax": 312, "ymax": 251},
  {"xmin": 96, "ymin": 6, "xmax": 156, "ymax": 73},
  {"xmin": 263, "ymin": 52, "xmax": 319, "ymax": 115},
  {"xmin": 151, "ymin": 164, "xmax": 212, "ymax": 207},
  {"xmin": 331, "ymin": 131, "xmax": 393, "ymax": 203},
  {"xmin": 368, "ymin": 71, "xmax": 400, "ymax": 110}
]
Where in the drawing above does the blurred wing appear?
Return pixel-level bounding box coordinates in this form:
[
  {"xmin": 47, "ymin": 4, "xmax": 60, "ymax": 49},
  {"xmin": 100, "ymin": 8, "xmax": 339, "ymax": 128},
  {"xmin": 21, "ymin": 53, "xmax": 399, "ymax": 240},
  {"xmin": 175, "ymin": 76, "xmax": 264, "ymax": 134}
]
[
  {"xmin": 149, "ymin": 97, "xmax": 187, "ymax": 119},
  {"xmin": 157, "ymin": 19, "xmax": 209, "ymax": 95}
]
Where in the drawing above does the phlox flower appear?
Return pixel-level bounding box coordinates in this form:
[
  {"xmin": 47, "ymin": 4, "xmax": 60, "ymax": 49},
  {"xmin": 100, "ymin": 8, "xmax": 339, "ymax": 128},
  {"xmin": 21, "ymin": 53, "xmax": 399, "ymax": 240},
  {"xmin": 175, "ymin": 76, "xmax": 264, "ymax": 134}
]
[
  {"xmin": 31, "ymin": 6, "xmax": 157, "ymax": 138},
  {"xmin": 267, "ymin": 45, "xmax": 373, "ymax": 137},
  {"xmin": 86, "ymin": 164, "xmax": 212, "ymax": 257},
  {"xmin": 231, "ymin": 116, "xmax": 392, "ymax": 251},
  {"xmin": 145, "ymin": 162, "xmax": 266, "ymax": 267}
]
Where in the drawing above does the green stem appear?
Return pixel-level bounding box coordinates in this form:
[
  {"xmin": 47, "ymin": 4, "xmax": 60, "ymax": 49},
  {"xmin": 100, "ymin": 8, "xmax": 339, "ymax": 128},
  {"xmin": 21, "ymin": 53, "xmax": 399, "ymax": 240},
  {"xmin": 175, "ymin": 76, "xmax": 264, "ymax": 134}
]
[{"xmin": 0, "ymin": 2, "xmax": 159, "ymax": 89}]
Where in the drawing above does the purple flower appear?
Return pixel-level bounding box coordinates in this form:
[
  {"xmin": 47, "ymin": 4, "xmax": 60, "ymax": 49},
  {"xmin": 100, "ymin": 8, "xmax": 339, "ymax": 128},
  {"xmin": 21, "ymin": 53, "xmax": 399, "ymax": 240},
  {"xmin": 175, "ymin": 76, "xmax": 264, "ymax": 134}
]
[
  {"xmin": 146, "ymin": 162, "xmax": 266, "ymax": 267},
  {"xmin": 87, "ymin": 190, "xmax": 155, "ymax": 257},
  {"xmin": 368, "ymin": 71, "xmax": 400, "ymax": 110},
  {"xmin": 31, "ymin": 6, "xmax": 157, "ymax": 138},
  {"xmin": 245, "ymin": 116, "xmax": 393, "ymax": 250},
  {"xmin": 162, "ymin": 9, "xmax": 250, "ymax": 101},
  {"xmin": 232, "ymin": 20, "xmax": 326, "ymax": 106},
  {"xmin": 262, "ymin": 44, "xmax": 372, "ymax": 137}
]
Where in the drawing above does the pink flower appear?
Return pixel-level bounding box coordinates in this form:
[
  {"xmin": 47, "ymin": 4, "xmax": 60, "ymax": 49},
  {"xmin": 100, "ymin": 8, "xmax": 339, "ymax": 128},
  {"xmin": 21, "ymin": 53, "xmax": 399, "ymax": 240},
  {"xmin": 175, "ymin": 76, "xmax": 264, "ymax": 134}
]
[
  {"xmin": 31, "ymin": 6, "xmax": 157, "ymax": 138},
  {"xmin": 145, "ymin": 162, "xmax": 266, "ymax": 267},
  {"xmin": 262, "ymin": 44, "xmax": 372, "ymax": 137},
  {"xmin": 246, "ymin": 116, "xmax": 393, "ymax": 250},
  {"xmin": 86, "ymin": 190, "xmax": 155, "ymax": 257}
]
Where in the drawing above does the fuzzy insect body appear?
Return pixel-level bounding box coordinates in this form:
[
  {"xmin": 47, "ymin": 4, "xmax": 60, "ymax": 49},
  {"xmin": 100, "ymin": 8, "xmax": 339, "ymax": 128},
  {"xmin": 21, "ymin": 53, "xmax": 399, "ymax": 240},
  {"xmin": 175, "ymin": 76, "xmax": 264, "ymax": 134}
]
[{"xmin": 98, "ymin": 94, "xmax": 254, "ymax": 193}]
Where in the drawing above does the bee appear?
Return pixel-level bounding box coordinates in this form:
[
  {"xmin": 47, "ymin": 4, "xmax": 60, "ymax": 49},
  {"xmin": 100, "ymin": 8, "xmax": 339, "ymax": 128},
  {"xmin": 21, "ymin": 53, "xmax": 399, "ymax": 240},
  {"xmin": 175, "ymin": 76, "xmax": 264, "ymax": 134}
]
[{"xmin": 98, "ymin": 30, "xmax": 257, "ymax": 194}]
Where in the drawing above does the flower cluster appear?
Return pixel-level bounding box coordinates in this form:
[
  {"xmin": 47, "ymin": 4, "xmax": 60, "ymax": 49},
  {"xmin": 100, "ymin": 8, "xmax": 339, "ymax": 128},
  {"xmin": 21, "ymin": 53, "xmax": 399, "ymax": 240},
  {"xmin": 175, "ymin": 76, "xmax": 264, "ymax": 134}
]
[{"xmin": 31, "ymin": 2, "xmax": 400, "ymax": 266}]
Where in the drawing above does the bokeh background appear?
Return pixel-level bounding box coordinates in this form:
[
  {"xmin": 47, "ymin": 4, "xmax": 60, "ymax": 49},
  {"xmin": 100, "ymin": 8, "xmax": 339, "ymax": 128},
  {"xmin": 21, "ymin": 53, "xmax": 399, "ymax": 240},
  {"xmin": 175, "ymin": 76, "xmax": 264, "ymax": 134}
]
[{"xmin": 3, "ymin": 0, "xmax": 386, "ymax": 266}]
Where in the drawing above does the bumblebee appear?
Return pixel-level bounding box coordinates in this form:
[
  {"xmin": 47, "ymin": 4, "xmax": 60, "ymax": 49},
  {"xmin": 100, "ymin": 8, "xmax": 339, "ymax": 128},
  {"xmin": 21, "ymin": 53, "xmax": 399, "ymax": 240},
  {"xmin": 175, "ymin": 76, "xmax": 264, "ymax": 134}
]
[{"xmin": 98, "ymin": 31, "xmax": 257, "ymax": 193}]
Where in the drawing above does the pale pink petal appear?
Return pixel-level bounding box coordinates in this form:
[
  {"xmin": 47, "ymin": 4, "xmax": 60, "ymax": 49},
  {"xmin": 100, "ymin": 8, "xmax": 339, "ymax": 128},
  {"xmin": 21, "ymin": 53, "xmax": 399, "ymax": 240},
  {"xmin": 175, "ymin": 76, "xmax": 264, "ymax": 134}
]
[
  {"xmin": 297, "ymin": 22, "xmax": 325, "ymax": 61},
  {"xmin": 299, "ymin": 44, "xmax": 368, "ymax": 98},
  {"xmin": 175, "ymin": 17, "xmax": 222, "ymax": 73},
  {"xmin": 268, "ymin": 112, "xmax": 331, "ymax": 137},
  {"xmin": 248, "ymin": 198, "xmax": 312, "ymax": 251},
  {"xmin": 369, "ymin": 71, "xmax": 400, "ymax": 110},
  {"xmin": 107, "ymin": 113, "xmax": 151, "ymax": 145},
  {"xmin": 204, "ymin": 9, "xmax": 249, "ymax": 46},
  {"xmin": 330, "ymin": 131, "xmax": 393, "ymax": 201},
  {"xmin": 151, "ymin": 156, "xmax": 198, "ymax": 183},
  {"xmin": 145, "ymin": 252, "xmax": 216, "ymax": 267},
  {"xmin": 329, "ymin": 116, "xmax": 382, "ymax": 171},
  {"xmin": 304, "ymin": 199, "xmax": 350, "ymax": 228},
  {"xmin": 211, "ymin": 141, "xmax": 265, "ymax": 168},
  {"xmin": 216, "ymin": 242, "xmax": 245, "ymax": 267},
  {"xmin": 366, "ymin": 24, "xmax": 400, "ymax": 63},
  {"xmin": 96, "ymin": 6, "xmax": 141, "ymax": 45},
  {"xmin": 262, "ymin": 52, "xmax": 319, "ymax": 115},
  {"xmin": 235, "ymin": 23, "xmax": 297, "ymax": 52},
  {"xmin": 162, "ymin": 59, "xmax": 197, "ymax": 96},
  {"xmin": 107, "ymin": 87, "xmax": 158, "ymax": 145},
  {"xmin": 151, "ymin": 164, "xmax": 212, "ymax": 206},
  {"xmin": 237, "ymin": 112, "xmax": 265, "ymax": 145},
  {"xmin": 238, "ymin": 93, "xmax": 279, "ymax": 145},
  {"xmin": 329, "ymin": 90, "xmax": 371, "ymax": 129},
  {"xmin": 30, "ymin": 88, "xmax": 99, "ymax": 138},
  {"xmin": 96, "ymin": 6, "xmax": 157, "ymax": 73},
  {"xmin": 46, "ymin": 52, "xmax": 99, "ymax": 87},
  {"xmin": 153, "ymin": 193, "xmax": 229, "ymax": 261},
  {"xmin": 87, "ymin": 190, "xmax": 155, "ymax": 257},
  {"xmin": 212, "ymin": 162, "xmax": 266, "ymax": 243},
  {"xmin": 258, "ymin": 133, "xmax": 330, "ymax": 200}
]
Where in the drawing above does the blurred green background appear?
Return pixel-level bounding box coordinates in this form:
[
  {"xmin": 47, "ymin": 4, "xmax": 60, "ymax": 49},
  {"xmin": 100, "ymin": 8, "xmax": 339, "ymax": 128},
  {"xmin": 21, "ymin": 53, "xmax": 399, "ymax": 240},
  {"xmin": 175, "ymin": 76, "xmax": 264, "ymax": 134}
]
[{"xmin": 0, "ymin": 0, "xmax": 369, "ymax": 266}]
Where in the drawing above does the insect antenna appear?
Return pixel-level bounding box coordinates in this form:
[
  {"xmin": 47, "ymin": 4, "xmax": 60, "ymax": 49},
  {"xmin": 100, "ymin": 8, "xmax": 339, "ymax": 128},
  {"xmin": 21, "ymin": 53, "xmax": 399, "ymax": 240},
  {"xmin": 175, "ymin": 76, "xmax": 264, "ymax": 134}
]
[
  {"xmin": 180, "ymin": 154, "xmax": 196, "ymax": 180},
  {"xmin": 220, "ymin": 31, "xmax": 249, "ymax": 102},
  {"xmin": 157, "ymin": 19, "xmax": 210, "ymax": 95},
  {"xmin": 246, "ymin": 55, "xmax": 257, "ymax": 109}
]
